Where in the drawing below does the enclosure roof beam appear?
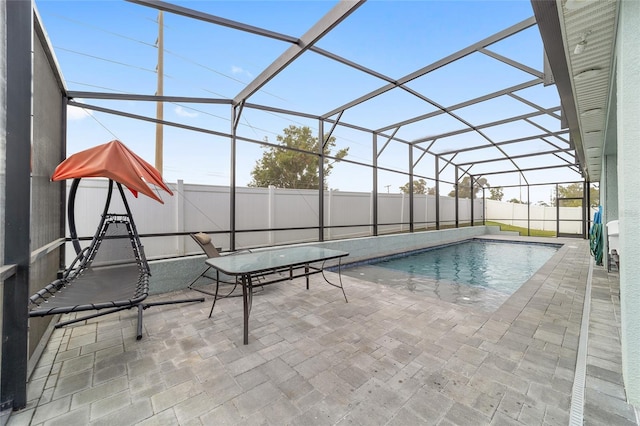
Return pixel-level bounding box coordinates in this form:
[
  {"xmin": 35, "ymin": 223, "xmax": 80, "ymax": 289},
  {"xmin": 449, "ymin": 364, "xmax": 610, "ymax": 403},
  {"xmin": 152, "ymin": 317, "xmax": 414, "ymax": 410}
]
[
  {"xmin": 243, "ymin": 102, "xmax": 411, "ymax": 143},
  {"xmin": 455, "ymin": 147, "xmax": 574, "ymax": 167},
  {"xmin": 479, "ymin": 163, "xmax": 580, "ymax": 177},
  {"xmin": 67, "ymin": 100, "xmax": 341, "ymax": 161},
  {"xmin": 126, "ymin": 0, "xmax": 298, "ymax": 43},
  {"xmin": 413, "ymin": 141, "xmax": 436, "ymax": 168},
  {"xmin": 435, "ymin": 130, "xmax": 569, "ymax": 157},
  {"xmin": 67, "ymin": 91, "xmax": 233, "ymax": 104},
  {"xmin": 233, "ymin": 101, "xmax": 245, "ymax": 132},
  {"xmin": 525, "ymin": 119, "xmax": 572, "ymax": 152},
  {"xmin": 375, "ymin": 79, "xmax": 541, "ymax": 134},
  {"xmin": 478, "ymin": 48, "xmax": 544, "ymax": 79},
  {"xmin": 508, "ymin": 92, "xmax": 562, "ymax": 120},
  {"xmin": 459, "ymin": 164, "xmax": 475, "ymax": 179},
  {"xmin": 233, "ymin": 0, "xmax": 365, "ymax": 106},
  {"xmin": 411, "ymin": 108, "xmax": 561, "ymax": 144},
  {"xmin": 311, "ymin": 46, "xmax": 396, "ymax": 83},
  {"xmin": 322, "ymin": 16, "xmax": 537, "ymax": 119},
  {"xmin": 414, "ymin": 88, "xmax": 527, "ymax": 186},
  {"xmin": 439, "ymin": 153, "xmax": 458, "ymax": 175},
  {"xmin": 538, "ymin": 135, "xmax": 571, "ymax": 152},
  {"xmin": 377, "ymin": 127, "xmax": 400, "ymax": 159},
  {"xmin": 128, "ymin": 0, "xmax": 398, "ymax": 86},
  {"xmin": 322, "ymin": 111, "xmax": 344, "ymax": 148},
  {"xmin": 69, "ymin": 100, "xmax": 233, "ymax": 139}
]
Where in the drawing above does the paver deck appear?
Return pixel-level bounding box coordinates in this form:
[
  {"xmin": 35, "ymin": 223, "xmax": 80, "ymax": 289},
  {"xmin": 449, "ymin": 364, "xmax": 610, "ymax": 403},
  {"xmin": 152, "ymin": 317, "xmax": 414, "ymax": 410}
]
[{"xmin": 7, "ymin": 237, "xmax": 638, "ymax": 425}]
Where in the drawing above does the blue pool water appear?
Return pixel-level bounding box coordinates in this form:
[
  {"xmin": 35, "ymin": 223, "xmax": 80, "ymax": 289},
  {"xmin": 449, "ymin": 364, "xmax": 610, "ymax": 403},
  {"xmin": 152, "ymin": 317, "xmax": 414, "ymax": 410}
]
[{"xmin": 343, "ymin": 239, "xmax": 560, "ymax": 311}]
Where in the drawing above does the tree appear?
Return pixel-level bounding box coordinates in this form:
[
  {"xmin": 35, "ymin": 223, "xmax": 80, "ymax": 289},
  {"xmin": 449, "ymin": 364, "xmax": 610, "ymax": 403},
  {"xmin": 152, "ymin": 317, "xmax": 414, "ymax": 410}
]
[
  {"xmin": 248, "ymin": 125, "xmax": 348, "ymax": 189},
  {"xmin": 554, "ymin": 183, "xmax": 599, "ymax": 207},
  {"xmin": 488, "ymin": 186, "xmax": 503, "ymax": 201},
  {"xmin": 448, "ymin": 176, "xmax": 488, "ymax": 199},
  {"xmin": 508, "ymin": 198, "xmax": 528, "ymax": 204},
  {"xmin": 399, "ymin": 179, "xmax": 435, "ymax": 194}
]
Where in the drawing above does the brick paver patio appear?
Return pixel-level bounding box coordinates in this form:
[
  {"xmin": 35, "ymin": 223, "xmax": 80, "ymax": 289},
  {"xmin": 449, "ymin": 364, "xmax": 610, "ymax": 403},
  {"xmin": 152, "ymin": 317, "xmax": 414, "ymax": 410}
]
[{"xmin": 7, "ymin": 237, "xmax": 637, "ymax": 425}]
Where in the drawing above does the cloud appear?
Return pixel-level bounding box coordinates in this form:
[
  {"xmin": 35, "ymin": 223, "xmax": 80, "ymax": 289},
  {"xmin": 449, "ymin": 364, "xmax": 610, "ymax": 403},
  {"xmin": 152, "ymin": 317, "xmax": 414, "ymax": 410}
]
[
  {"xmin": 174, "ymin": 105, "xmax": 198, "ymax": 118},
  {"xmin": 231, "ymin": 65, "xmax": 253, "ymax": 78},
  {"xmin": 67, "ymin": 103, "xmax": 92, "ymax": 121}
]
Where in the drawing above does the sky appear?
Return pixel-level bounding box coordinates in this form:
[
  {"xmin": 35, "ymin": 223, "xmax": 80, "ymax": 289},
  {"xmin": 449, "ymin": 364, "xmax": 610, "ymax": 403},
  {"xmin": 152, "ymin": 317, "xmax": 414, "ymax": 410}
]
[{"xmin": 34, "ymin": 0, "xmax": 583, "ymax": 204}]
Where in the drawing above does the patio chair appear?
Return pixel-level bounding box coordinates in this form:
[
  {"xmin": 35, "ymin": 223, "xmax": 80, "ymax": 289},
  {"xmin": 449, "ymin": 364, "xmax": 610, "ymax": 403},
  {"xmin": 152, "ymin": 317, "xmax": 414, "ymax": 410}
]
[
  {"xmin": 29, "ymin": 180, "xmax": 204, "ymax": 340},
  {"xmin": 186, "ymin": 232, "xmax": 265, "ymax": 308},
  {"xmin": 187, "ymin": 232, "xmax": 240, "ymax": 297}
]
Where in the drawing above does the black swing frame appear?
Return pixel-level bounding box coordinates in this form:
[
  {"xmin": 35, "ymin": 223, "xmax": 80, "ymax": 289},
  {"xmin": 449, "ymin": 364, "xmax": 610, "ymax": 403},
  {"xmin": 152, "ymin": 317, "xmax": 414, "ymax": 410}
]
[{"xmin": 29, "ymin": 178, "xmax": 203, "ymax": 340}]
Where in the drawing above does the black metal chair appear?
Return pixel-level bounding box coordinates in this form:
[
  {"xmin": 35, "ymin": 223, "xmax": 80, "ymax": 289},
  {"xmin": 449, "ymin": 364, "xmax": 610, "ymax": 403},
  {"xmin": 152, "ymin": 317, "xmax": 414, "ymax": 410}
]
[
  {"xmin": 187, "ymin": 232, "xmax": 272, "ymax": 317},
  {"xmin": 186, "ymin": 232, "xmax": 242, "ymax": 298}
]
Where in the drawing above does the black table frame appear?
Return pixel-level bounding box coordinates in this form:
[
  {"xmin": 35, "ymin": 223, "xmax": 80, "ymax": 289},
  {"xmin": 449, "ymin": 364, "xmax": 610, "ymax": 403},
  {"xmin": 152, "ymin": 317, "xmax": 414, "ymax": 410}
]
[{"xmin": 205, "ymin": 247, "xmax": 349, "ymax": 344}]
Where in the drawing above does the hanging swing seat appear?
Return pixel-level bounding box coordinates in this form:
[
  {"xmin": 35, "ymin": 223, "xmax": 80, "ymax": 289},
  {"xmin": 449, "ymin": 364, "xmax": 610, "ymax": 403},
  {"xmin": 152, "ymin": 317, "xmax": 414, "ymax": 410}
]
[{"xmin": 29, "ymin": 179, "xmax": 204, "ymax": 340}]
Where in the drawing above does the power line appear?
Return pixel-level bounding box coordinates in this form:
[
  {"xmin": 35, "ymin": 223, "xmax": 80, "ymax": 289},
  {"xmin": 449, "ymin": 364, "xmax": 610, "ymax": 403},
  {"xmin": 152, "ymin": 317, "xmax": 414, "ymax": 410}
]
[
  {"xmin": 48, "ymin": 10, "xmax": 372, "ymax": 169},
  {"xmin": 54, "ymin": 46, "xmax": 157, "ymax": 74},
  {"xmin": 42, "ymin": 11, "xmax": 157, "ymax": 48},
  {"xmin": 44, "ymin": 10, "xmax": 288, "ymax": 103}
]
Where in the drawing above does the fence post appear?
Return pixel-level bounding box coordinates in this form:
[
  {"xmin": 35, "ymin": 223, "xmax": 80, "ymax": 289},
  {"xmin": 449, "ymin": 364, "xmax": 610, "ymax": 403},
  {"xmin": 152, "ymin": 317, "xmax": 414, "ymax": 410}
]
[
  {"xmin": 370, "ymin": 191, "xmax": 374, "ymax": 235},
  {"xmin": 327, "ymin": 189, "xmax": 333, "ymax": 240},
  {"xmin": 400, "ymin": 192, "xmax": 405, "ymax": 232},
  {"xmin": 176, "ymin": 179, "xmax": 185, "ymax": 255},
  {"xmin": 268, "ymin": 185, "xmax": 275, "ymax": 245},
  {"xmin": 482, "ymin": 188, "xmax": 486, "ymax": 225},
  {"xmin": 455, "ymin": 167, "xmax": 459, "ymax": 228},
  {"xmin": 425, "ymin": 194, "xmax": 428, "ymax": 231},
  {"xmin": 435, "ymin": 156, "xmax": 440, "ymax": 230},
  {"xmin": 527, "ymin": 185, "xmax": 531, "ymax": 236}
]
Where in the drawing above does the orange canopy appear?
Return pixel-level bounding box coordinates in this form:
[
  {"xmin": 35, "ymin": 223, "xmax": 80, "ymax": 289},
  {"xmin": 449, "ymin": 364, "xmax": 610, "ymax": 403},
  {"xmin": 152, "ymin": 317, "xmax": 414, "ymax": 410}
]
[{"xmin": 52, "ymin": 139, "xmax": 173, "ymax": 204}]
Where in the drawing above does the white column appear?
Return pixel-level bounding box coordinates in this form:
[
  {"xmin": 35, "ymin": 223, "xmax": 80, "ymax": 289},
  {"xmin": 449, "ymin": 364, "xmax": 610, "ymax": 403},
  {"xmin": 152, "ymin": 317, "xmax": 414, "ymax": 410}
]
[{"xmin": 617, "ymin": 0, "xmax": 640, "ymax": 406}]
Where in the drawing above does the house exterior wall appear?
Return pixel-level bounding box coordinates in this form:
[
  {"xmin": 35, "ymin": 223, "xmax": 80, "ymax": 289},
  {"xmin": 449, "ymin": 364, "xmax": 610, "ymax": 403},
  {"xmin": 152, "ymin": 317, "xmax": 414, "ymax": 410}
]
[{"xmin": 617, "ymin": 0, "xmax": 640, "ymax": 406}]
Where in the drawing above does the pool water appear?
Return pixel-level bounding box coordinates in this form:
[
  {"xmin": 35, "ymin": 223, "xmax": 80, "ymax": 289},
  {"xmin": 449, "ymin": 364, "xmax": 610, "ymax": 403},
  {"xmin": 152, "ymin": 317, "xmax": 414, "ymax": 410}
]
[{"xmin": 343, "ymin": 239, "xmax": 560, "ymax": 311}]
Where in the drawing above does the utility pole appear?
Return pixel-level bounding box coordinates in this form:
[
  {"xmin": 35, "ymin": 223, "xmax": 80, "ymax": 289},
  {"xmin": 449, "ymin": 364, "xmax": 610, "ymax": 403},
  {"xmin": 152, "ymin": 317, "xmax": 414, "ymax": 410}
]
[{"xmin": 155, "ymin": 11, "xmax": 164, "ymax": 174}]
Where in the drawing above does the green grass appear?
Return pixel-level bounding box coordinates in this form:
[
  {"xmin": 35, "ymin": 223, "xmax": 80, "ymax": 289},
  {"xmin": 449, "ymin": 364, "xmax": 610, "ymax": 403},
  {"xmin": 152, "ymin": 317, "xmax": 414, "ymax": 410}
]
[
  {"xmin": 485, "ymin": 221, "xmax": 557, "ymax": 238},
  {"xmin": 378, "ymin": 221, "xmax": 557, "ymax": 238}
]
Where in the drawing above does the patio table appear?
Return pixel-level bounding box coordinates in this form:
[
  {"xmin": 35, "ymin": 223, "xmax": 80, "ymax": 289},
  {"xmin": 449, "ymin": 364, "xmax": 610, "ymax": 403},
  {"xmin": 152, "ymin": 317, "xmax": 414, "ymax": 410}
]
[{"xmin": 205, "ymin": 246, "xmax": 349, "ymax": 344}]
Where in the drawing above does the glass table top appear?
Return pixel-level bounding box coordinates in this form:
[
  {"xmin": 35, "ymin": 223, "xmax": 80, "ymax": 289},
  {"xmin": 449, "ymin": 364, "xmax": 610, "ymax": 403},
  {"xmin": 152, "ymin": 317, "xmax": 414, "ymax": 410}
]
[{"xmin": 205, "ymin": 246, "xmax": 349, "ymax": 275}]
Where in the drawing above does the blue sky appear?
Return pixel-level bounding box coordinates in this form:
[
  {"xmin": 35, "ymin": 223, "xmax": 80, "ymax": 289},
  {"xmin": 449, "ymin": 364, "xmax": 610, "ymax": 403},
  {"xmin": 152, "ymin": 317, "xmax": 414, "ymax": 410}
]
[{"xmin": 35, "ymin": 0, "xmax": 581, "ymax": 203}]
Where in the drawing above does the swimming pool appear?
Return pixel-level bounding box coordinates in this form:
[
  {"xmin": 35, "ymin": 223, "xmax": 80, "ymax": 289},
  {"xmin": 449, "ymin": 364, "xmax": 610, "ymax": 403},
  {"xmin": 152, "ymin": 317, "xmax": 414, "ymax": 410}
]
[{"xmin": 342, "ymin": 239, "xmax": 560, "ymax": 311}]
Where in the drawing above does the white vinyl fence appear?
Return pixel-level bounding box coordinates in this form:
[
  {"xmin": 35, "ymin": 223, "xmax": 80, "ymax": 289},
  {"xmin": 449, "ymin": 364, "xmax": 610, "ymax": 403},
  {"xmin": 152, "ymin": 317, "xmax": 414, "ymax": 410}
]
[
  {"xmin": 64, "ymin": 179, "xmax": 588, "ymax": 263},
  {"xmin": 65, "ymin": 179, "xmax": 483, "ymax": 261},
  {"xmin": 485, "ymin": 199, "xmax": 592, "ymax": 234}
]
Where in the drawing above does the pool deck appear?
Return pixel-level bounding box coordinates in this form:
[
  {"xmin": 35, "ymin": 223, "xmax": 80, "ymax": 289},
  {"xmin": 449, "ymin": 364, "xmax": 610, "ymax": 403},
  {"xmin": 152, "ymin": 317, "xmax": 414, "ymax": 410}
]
[{"xmin": 8, "ymin": 236, "xmax": 638, "ymax": 425}]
